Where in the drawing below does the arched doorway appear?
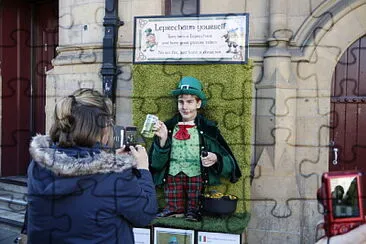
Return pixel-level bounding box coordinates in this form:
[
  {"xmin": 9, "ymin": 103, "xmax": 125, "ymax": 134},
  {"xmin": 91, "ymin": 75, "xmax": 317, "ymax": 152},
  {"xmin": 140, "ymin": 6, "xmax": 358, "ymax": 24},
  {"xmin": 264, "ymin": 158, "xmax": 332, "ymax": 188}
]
[{"xmin": 329, "ymin": 34, "xmax": 366, "ymax": 208}]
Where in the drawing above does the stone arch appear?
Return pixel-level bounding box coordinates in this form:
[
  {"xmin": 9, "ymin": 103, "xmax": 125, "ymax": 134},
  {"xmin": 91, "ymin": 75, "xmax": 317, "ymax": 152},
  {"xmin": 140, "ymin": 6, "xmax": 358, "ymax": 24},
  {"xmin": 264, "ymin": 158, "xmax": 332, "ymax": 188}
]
[
  {"xmin": 294, "ymin": 0, "xmax": 366, "ymax": 60},
  {"xmin": 298, "ymin": 1, "xmax": 366, "ymax": 91}
]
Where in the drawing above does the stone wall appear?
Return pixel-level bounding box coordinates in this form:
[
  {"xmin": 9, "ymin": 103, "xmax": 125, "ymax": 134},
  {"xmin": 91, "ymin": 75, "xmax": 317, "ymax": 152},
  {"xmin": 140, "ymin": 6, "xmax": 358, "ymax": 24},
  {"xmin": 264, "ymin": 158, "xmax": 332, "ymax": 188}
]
[
  {"xmin": 248, "ymin": 0, "xmax": 366, "ymax": 243},
  {"xmin": 46, "ymin": 0, "xmax": 163, "ymax": 131}
]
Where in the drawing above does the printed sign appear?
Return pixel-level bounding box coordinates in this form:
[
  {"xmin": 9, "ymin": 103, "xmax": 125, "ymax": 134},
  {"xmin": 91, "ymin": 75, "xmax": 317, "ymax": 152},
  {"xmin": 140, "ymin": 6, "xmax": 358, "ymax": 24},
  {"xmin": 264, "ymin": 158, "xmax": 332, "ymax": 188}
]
[
  {"xmin": 154, "ymin": 227, "xmax": 195, "ymax": 244},
  {"xmin": 133, "ymin": 14, "xmax": 249, "ymax": 64},
  {"xmin": 133, "ymin": 228, "xmax": 151, "ymax": 244},
  {"xmin": 197, "ymin": 231, "xmax": 241, "ymax": 244}
]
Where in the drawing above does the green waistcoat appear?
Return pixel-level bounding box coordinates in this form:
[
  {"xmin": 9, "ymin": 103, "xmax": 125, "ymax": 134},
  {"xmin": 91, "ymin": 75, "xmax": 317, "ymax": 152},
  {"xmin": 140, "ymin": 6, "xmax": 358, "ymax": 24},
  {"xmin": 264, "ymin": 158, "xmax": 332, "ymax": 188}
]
[{"xmin": 169, "ymin": 126, "xmax": 201, "ymax": 177}]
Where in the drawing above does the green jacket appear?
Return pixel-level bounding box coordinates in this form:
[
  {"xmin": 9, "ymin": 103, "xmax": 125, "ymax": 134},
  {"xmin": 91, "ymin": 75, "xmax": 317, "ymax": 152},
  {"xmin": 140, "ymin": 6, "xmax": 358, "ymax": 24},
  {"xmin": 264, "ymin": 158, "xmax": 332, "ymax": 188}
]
[{"xmin": 148, "ymin": 114, "xmax": 241, "ymax": 186}]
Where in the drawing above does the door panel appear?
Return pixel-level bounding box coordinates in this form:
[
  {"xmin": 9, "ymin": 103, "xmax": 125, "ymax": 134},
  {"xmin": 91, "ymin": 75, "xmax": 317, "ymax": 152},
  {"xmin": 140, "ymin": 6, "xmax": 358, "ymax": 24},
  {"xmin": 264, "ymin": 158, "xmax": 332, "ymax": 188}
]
[
  {"xmin": 0, "ymin": 0, "xmax": 32, "ymax": 176},
  {"xmin": 33, "ymin": 1, "xmax": 58, "ymax": 135},
  {"xmin": 330, "ymin": 34, "xmax": 366, "ymax": 209}
]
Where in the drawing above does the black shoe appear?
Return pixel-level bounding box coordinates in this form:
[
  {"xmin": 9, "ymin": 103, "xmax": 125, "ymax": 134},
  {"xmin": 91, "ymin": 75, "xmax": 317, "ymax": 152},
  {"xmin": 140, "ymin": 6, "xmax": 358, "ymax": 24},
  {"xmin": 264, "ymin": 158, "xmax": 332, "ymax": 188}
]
[
  {"xmin": 185, "ymin": 210, "xmax": 201, "ymax": 222},
  {"xmin": 156, "ymin": 209, "xmax": 184, "ymax": 218}
]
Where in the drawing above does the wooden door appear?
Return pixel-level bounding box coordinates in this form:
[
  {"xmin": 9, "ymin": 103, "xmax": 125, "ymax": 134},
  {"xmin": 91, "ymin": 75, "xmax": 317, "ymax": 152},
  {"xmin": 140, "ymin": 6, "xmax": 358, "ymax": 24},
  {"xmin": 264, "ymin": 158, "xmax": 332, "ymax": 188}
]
[
  {"xmin": 0, "ymin": 0, "xmax": 32, "ymax": 176},
  {"xmin": 329, "ymin": 34, "xmax": 366, "ymax": 208},
  {"xmin": 0, "ymin": 0, "xmax": 58, "ymax": 176},
  {"xmin": 33, "ymin": 1, "xmax": 58, "ymax": 135}
]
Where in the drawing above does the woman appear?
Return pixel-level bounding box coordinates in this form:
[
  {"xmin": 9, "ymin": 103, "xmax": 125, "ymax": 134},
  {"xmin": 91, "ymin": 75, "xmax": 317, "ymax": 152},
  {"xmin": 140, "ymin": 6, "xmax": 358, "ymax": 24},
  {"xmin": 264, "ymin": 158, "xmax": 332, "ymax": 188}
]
[{"xmin": 27, "ymin": 88, "xmax": 157, "ymax": 243}]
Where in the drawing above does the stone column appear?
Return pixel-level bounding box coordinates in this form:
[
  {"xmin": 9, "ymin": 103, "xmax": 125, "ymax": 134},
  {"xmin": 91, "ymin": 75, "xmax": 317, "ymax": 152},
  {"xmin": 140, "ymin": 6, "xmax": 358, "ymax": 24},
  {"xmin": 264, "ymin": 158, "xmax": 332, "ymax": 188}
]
[
  {"xmin": 46, "ymin": 0, "xmax": 106, "ymax": 130},
  {"xmin": 248, "ymin": 0, "xmax": 301, "ymax": 243}
]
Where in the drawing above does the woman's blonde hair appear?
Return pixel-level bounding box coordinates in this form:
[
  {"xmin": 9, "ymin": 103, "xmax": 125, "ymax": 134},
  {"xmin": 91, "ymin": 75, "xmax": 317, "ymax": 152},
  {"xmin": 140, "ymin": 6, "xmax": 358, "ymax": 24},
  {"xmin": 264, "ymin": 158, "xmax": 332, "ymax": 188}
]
[{"xmin": 49, "ymin": 88, "xmax": 113, "ymax": 147}]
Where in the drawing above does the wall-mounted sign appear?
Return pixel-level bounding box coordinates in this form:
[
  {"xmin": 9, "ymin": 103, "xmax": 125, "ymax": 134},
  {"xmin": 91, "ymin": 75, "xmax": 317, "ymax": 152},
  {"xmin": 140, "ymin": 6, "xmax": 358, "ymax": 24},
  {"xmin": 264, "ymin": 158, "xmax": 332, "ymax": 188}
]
[{"xmin": 133, "ymin": 14, "xmax": 249, "ymax": 64}]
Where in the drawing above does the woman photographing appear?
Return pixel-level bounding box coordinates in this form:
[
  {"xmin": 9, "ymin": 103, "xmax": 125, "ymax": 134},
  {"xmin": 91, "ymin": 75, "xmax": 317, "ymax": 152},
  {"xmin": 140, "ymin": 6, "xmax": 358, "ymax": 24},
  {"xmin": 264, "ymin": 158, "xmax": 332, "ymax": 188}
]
[{"xmin": 26, "ymin": 88, "xmax": 157, "ymax": 243}]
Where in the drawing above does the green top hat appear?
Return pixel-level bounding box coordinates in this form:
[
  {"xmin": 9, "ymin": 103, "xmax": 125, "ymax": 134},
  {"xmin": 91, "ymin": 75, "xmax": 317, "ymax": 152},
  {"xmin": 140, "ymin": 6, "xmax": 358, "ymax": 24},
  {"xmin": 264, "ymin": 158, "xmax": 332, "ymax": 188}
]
[{"xmin": 171, "ymin": 76, "xmax": 207, "ymax": 107}]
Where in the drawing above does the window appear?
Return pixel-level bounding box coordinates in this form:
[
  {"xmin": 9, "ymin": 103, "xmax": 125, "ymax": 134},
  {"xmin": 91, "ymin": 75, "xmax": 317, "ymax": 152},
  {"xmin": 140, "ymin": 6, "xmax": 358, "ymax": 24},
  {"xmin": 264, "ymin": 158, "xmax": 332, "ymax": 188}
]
[{"xmin": 165, "ymin": 0, "xmax": 199, "ymax": 16}]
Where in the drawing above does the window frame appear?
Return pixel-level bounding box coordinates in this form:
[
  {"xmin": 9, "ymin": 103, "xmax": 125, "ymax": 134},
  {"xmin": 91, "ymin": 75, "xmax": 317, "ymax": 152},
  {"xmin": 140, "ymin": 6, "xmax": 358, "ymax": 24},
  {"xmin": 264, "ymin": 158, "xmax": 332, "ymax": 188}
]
[{"xmin": 165, "ymin": 0, "xmax": 200, "ymax": 16}]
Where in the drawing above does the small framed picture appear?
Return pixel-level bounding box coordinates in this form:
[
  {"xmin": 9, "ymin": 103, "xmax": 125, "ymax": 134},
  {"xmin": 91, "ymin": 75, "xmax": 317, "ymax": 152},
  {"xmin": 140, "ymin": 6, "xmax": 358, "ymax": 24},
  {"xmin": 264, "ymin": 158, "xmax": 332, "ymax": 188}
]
[
  {"xmin": 154, "ymin": 227, "xmax": 195, "ymax": 244},
  {"xmin": 133, "ymin": 228, "xmax": 151, "ymax": 244},
  {"xmin": 197, "ymin": 231, "xmax": 241, "ymax": 244}
]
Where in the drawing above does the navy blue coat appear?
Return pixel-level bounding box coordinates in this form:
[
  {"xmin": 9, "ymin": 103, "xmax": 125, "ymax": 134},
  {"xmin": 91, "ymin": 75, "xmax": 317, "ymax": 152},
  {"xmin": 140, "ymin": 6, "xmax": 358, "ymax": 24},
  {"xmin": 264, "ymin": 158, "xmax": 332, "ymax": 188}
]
[{"xmin": 27, "ymin": 135, "xmax": 157, "ymax": 244}]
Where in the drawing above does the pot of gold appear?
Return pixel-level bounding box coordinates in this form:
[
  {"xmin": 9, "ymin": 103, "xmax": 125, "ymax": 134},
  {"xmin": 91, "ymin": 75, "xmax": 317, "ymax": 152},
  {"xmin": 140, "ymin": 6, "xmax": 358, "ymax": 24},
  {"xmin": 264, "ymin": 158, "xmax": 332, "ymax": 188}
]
[{"xmin": 202, "ymin": 191, "xmax": 238, "ymax": 216}]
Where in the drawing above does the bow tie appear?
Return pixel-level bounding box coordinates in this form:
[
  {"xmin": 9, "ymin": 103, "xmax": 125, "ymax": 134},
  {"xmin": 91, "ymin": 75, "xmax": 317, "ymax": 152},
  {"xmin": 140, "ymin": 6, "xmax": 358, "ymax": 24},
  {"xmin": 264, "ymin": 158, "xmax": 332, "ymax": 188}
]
[{"xmin": 174, "ymin": 124, "xmax": 195, "ymax": 140}]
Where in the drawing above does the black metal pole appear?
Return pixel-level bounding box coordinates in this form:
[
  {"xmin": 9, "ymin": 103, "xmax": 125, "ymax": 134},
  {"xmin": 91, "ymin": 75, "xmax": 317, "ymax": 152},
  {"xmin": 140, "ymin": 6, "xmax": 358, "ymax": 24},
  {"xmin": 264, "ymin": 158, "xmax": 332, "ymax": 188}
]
[{"xmin": 101, "ymin": 0, "xmax": 124, "ymax": 105}]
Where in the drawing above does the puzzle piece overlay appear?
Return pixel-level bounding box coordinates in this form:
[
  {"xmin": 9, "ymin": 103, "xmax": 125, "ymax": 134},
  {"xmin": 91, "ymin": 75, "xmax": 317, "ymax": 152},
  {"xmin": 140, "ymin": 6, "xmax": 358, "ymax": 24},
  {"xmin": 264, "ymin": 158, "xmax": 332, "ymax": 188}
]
[{"xmin": 2, "ymin": 0, "xmax": 366, "ymax": 243}]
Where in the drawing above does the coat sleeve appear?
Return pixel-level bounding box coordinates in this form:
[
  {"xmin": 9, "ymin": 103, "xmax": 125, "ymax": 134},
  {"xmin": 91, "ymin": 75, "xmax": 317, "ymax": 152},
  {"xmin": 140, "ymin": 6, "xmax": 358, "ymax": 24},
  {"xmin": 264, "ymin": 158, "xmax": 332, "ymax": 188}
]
[
  {"xmin": 115, "ymin": 169, "xmax": 158, "ymax": 227},
  {"xmin": 205, "ymin": 127, "xmax": 242, "ymax": 183},
  {"xmin": 149, "ymin": 137, "xmax": 171, "ymax": 171}
]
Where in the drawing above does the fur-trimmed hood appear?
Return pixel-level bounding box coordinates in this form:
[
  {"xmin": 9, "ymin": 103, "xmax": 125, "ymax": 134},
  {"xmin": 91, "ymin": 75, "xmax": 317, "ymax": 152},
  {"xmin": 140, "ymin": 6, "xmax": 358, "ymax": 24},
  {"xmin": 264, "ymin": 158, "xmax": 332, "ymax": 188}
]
[{"xmin": 29, "ymin": 135, "xmax": 137, "ymax": 177}]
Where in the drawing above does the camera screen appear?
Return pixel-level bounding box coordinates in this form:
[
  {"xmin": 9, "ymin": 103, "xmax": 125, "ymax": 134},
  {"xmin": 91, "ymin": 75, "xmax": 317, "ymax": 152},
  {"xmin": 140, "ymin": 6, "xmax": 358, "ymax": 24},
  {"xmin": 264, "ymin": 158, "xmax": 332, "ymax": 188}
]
[
  {"xmin": 330, "ymin": 176, "xmax": 360, "ymax": 218},
  {"xmin": 125, "ymin": 127, "xmax": 137, "ymax": 146}
]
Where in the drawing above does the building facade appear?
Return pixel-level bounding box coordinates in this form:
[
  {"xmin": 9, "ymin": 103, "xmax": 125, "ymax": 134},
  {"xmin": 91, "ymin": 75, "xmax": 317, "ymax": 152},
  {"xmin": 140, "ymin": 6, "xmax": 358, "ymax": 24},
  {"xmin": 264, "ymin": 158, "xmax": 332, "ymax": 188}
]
[{"xmin": 1, "ymin": 0, "xmax": 366, "ymax": 243}]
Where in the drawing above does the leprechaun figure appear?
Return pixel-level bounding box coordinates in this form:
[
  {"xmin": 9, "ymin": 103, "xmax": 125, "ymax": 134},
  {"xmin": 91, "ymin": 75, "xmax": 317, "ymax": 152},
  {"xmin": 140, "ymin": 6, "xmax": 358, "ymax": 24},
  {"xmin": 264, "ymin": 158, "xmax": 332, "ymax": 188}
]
[{"xmin": 149, "ymin": 76, "xmax": 241, "ymax": 221}]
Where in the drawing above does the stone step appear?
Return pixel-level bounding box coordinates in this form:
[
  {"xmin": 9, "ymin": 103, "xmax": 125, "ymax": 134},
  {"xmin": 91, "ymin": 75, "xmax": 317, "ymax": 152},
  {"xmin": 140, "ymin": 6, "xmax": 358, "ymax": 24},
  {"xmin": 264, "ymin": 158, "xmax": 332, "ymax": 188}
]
[
  {"xmin": 0, "ymin": 177, "xmax": 27, "ymax": 194},
  {"xmin": 0, "ymin": 178, "xmax": 27, "ymax": 233},
  {"xmin": 0, "ymin": 190, "xmax": 27, "ymax": 211},
  {"xmin": 0, "ymin": 201, "xmax": 25, "ymax": 233}
]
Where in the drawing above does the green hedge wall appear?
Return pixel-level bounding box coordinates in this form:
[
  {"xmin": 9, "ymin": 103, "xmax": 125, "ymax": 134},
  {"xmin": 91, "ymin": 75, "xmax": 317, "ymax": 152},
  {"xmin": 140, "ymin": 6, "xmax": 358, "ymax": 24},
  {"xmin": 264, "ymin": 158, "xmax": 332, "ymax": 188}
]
[{"xmin": 132, "ymin": 63, "xmax": 253, "ymax": 233}]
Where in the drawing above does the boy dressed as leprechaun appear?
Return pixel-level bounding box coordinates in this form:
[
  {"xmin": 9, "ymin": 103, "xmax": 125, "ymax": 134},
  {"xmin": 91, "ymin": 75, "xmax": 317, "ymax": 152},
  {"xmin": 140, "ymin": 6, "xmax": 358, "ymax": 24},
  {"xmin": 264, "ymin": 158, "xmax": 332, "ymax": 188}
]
[{"xmin": 149, "ymin": 76, "xmax": 241, "ymax": 221}]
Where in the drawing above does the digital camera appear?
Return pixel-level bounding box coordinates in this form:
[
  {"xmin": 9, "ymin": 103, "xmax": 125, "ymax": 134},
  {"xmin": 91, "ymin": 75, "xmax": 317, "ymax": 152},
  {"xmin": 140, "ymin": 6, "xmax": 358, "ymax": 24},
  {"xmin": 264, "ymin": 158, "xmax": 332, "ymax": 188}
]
[
  {"xmin": 317, "ymin": 171, "xmax": 365, "ymax": 237},
  {"xmin": 113, "ymin": 126, "xmax": 138, "ymax": 151}
]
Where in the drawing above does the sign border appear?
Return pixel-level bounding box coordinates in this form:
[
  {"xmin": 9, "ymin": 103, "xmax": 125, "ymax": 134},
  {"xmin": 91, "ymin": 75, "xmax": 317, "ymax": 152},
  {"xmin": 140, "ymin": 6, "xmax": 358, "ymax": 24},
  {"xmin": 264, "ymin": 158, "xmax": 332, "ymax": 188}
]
[{"xmin": 133, "ymin": 13, "xmax": 250, "ymax": 64}]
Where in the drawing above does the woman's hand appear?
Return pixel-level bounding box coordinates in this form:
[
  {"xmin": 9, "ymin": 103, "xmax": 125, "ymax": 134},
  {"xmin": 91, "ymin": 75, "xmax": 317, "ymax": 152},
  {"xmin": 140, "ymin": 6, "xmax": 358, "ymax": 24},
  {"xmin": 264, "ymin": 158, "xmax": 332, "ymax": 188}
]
[
  {"xmin": 115, "ymin": 146, "xmax": 128, "ymax": 154},
  {"xmin": 201, "ymin": 152, "xmax": 217, "ymax": 167},
  {"xmin": 153, "ymin": 120, "xmax": 168, "ymax": 147},
  {"xmin": 129, "ymin": 145, "xmax": 149, "ymax": 170},
  {"xmin": 315, "ymin": 224, "xmax": 366, "ymax": 244}
]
